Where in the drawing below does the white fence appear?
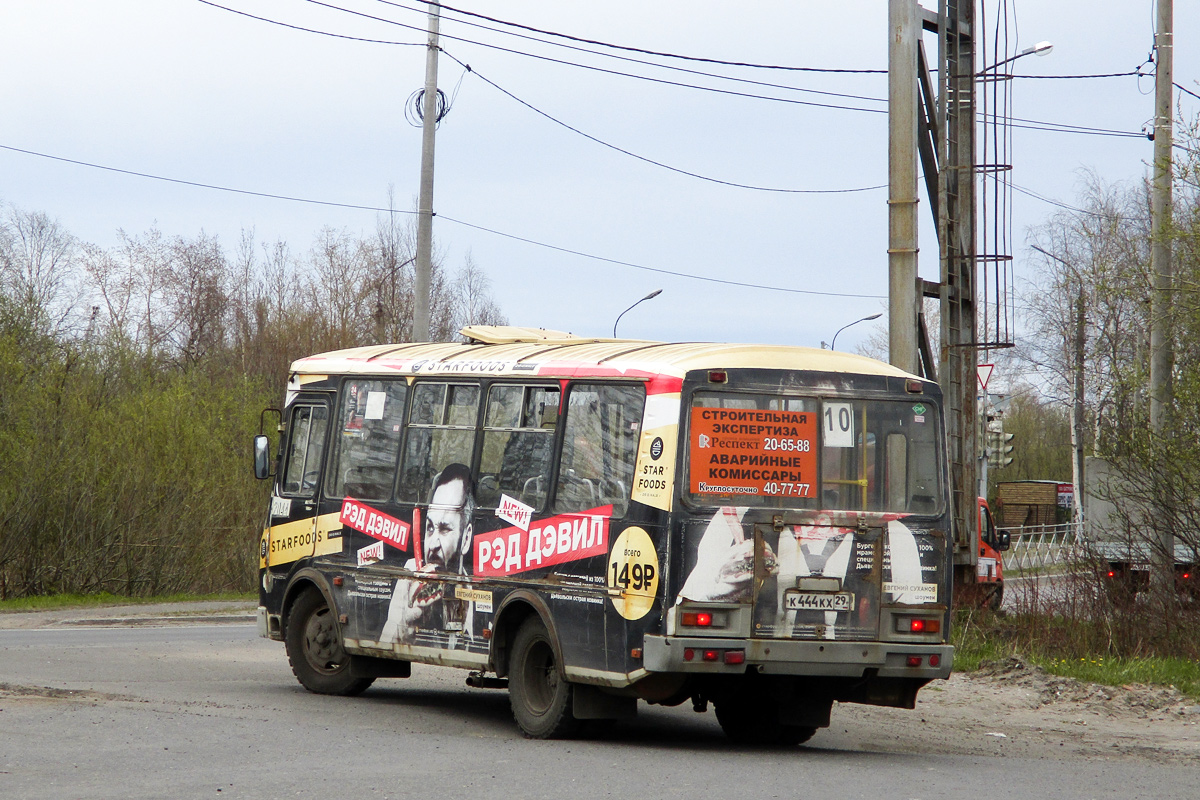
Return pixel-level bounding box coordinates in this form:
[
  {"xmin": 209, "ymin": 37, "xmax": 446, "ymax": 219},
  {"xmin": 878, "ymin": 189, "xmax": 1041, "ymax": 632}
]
[{"xmin": 1001, "ymin": 523, "xmax": 1087, "ymax": 572}]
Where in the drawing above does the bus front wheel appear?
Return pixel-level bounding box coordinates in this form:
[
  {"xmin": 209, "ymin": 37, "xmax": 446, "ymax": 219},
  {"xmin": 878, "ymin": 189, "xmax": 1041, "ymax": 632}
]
[
  {"xmin": 508, "ymin": 617, "xmax": 580, "ymax": 739},
  {"xmin": 285, "ymin": 588, "xmax": 374, "ymax": 696}
]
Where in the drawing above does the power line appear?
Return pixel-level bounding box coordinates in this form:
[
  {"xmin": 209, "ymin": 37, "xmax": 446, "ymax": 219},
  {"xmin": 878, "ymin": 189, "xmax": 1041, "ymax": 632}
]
[
  {"xmin": 198, "ymin": 2, "xmax": 1158, "ymax": 141},
  {"xmin": 376, "ymin": 0, "xmax": 886, "ymax": 75},
  {"xmin": 0, "ymin": 143, "xmax": 417, "ymax": 215},
  {"xmin": 440, "ymin": 50, "xmax": 887, "ymax": 195},
  {"xmin": 1013, "ymin": 71, "xmax": 1142, "ymax": 80},
  {"xmin": 1011, "ymin": 182, "xmax": 1122, "ymax": 219},
  {"xmin": 999, "ymin": 115, "xmax": 1146, "ymax": 139},
  {"xmin": 194, "ymin": 0, "xmax": 422, "ymax": 47},
  {"xmin": 362, "ymin": 0, "xmax": 889, "ymax": 105},
  {"xmin": 195, "ymin": 2, "xmax": 888, "ymax": 193},
  {"xmin": 293, "ymin": 0, "xmax": 888, "ymax": 114},
  {"xmin": 0, "ymin": 142, "xmax": 884, "ymax": 299},
  {"xmin": 1175, "ymin": 81, "xmax": 1200, "ymax": 101},
  {"xmin": 435, "ymin": 214, "xmax": 885, "ymax": 298}
]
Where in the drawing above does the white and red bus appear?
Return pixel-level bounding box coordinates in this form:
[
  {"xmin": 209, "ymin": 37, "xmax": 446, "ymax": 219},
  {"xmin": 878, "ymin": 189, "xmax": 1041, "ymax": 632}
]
[{"xmin": 253, "ymin": 326, "xmax": 953, "ymax": 742}]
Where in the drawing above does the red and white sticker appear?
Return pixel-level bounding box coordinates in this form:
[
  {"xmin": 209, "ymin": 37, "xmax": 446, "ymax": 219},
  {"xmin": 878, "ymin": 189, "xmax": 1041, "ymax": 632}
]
[
  {"xmin": 474, "ymin": 506, "xmax": 612, "ymax": 577},
  {"xmin": 496, "ymin": 493, "xmax": 534, "ymax": 532},
  {"xmin": 357, "ymin": 540, "xmax": 384, "ymax": 566},
  {"xmin": 340, "ymin": 498, "xmax": 410, "ymax": 551}
]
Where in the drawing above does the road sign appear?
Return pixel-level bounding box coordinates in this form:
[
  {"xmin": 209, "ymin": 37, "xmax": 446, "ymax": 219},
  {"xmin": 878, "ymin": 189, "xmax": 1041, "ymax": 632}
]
[{"xmin": 977, "ymin": 364, "xmax": 994, "ymax": 391}]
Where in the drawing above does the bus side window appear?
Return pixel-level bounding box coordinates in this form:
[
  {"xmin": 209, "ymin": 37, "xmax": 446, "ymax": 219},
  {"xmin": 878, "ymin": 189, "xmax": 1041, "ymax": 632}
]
[
  {"xmin": 477, "ymin": 385, "xmax": 558, "ymax": 510},
  {"xmin": 326, "ymin": 379, "xmax": 407, "ymax": 501},
  {"xmin": 398, "ymin": 383, "xmax": 480, "ymax": 503},
  {"xmin": 556, "ymin": 384, "xmax": 645, "ymax": 517},
  {"xmin": 281, "ymin": 404, "xmax": 329, "ymax": 497}
]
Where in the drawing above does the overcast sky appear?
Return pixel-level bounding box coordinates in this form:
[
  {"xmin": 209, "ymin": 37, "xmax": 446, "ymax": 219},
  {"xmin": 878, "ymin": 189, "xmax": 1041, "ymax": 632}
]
[{"xmin": 1, "ymin": 1, "xmax": 1195, "ymax": 354}]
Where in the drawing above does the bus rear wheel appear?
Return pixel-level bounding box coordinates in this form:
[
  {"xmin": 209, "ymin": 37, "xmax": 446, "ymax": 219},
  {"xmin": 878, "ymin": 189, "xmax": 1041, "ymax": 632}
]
[
  {"xmin": 508, "ymin": 617, "xmax": 580, "ymax": 739},
  {"xmin": 285, "ymin": 588, "xmax": 374, "ymax": 696},
  {"xmin": 714, "ymin": 686, "xmax": 822, "ymax": 746},
  {"xmin": 715, "ymin": 698, "xmax": 781, "ymax": 745}
]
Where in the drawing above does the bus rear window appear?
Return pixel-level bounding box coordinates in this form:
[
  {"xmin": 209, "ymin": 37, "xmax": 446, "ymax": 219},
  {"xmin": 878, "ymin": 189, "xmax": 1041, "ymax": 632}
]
[{"xmin": 687, "ymin": 392, "xmax": 943, "ymax": 514}]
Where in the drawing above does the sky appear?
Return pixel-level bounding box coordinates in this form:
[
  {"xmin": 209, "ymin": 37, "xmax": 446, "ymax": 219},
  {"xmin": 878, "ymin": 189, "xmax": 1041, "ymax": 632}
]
[{"xmin": 0, "ymin": 0, "xmax": 1195, "ymax": 357}]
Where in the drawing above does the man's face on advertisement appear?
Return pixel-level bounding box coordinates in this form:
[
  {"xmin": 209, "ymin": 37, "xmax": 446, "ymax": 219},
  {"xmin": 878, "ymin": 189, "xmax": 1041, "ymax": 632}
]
[{"xmin": 424, "ymin": 478, "xmax": 472, "ymax": 571}]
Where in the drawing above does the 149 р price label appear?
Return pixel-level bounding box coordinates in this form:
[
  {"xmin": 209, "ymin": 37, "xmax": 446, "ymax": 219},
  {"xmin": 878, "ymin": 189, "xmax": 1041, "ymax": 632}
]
[{"xmin": 689, "ymin": 407, "xmax": 817, "ymax": 497}]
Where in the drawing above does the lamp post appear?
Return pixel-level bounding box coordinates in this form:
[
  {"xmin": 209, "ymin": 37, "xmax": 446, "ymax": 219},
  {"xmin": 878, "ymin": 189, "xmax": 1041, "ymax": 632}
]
[
  {"xmin": 613, "ymin": 289, "xmax": 662, "ymax": 337},
  {"xmin": 978, "ymin": 41, "xmax": 1053, "ymax": 75},
  {"xmin": 830, "ymin": 313, "xmax": 882, "ymax": 352}
]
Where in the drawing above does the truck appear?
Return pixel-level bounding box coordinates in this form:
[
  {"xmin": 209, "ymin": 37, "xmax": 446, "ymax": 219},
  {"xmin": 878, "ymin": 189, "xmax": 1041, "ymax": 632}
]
[
  {"xmin": 952, "ymin": 497, "xmax": 1009, "ymax": 610},
  {"xmin": 1084, "ymin": 456, "xmax": 1198, "ymax": 599}
]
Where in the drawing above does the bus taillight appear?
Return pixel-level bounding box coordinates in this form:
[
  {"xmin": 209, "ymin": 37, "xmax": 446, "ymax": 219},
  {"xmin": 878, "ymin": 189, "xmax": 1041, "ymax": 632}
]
[
  {"xmin": 896, "ymin": 617, "xmax": 940, "ymax": 633},
  {"xmin": 681, "ymin": 611, "xmax": 713, "ymax": 627}
]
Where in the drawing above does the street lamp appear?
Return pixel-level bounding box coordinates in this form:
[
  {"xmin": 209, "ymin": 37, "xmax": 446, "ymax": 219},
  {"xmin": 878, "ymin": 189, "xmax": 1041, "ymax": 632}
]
[
  {"xmin": 613, "ymin": 289, "xmax": 662, "ymax": 337},
  {"xmin": 978, "ymin": 41, "xmax": 1053, "ymax": 74},
  {"xmin": 829, "ymin": 313, "xmax": 882, "ymax": 352}
]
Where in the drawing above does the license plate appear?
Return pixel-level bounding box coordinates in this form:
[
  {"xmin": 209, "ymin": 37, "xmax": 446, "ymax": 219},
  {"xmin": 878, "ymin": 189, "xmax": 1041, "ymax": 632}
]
[{"xmin": 785, "ymin": 591, "xmax": 855, "ymax": 612}]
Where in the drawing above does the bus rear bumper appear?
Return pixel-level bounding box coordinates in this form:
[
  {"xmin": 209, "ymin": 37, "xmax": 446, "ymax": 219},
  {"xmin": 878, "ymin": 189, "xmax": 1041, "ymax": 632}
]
[{"xmin": 643, "ymin": 635, "xmax": 953, "ymax": 680}]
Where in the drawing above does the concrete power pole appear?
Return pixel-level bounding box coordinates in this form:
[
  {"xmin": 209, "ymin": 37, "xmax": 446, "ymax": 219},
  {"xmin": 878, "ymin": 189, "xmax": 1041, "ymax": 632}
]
[
  {"xmin": 893, "ymin": 1, "xmax": 978, "ymax": 588},
  {"xmin": 888, "ymin": 0, "xmax": 920, "ymax": 375},
  {"xmin": 413, "ymin": 3, "xmax": 441, "ymax": 343},
  {"xmin": 1149, "ymin": 0, "xmax": 1174, "ymax": 592}
]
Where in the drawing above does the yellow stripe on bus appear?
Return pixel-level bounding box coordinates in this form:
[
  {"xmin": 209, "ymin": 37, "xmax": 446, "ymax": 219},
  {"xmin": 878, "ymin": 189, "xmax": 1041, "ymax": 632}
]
[{"xmin": 264, "ymin": 513, "xmax": 344, "ymax": 567}]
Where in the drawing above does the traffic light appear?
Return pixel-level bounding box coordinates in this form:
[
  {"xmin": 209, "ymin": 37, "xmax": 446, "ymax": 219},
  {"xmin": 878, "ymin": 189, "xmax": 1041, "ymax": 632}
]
[{"xmin": 986, "ymin": 419, "xmax": 1014, "ymax": 469}]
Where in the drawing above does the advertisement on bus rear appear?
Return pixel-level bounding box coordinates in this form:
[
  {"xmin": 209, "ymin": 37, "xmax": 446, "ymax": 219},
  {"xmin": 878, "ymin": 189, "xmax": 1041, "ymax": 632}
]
[{"xmin": 688, "ymin": 407, "xmax": 818, "ymax": 499}]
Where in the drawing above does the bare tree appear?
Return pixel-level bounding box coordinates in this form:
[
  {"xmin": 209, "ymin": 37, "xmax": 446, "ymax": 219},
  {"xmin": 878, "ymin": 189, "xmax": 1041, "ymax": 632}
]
[
  {"xmin": 1019, "ymin": 174, "xmax": 1149, "ymax": 454},
  {"xmin": 453, "ymin": 251, "xmax": 507, "ymax": 330},
  {"xmin": 0, "ymin": 205, "xmax": 83, "ymax": 336}
]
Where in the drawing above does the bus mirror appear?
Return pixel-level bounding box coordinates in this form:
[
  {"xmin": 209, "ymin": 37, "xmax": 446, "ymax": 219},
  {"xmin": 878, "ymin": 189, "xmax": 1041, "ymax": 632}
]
[
  {"xmin": 997, "ymin": 530, "xmax": 1011, "ymax": 552},
  {"xmin": 253, "ymin": 435, "xmax": 272, "ymax": 480}
]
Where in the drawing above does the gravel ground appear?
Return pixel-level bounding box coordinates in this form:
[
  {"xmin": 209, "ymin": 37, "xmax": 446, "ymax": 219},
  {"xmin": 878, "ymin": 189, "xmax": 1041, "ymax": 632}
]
[{"xmin": 3, "ymin": 600, "xmax": 1197, "ymax": 761}]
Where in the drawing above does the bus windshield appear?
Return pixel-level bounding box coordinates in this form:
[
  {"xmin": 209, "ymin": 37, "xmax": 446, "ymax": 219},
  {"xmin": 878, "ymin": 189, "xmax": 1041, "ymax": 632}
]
[{"xmin": 687, "ymin": 391, "xmax": 943, "ymax": 514}]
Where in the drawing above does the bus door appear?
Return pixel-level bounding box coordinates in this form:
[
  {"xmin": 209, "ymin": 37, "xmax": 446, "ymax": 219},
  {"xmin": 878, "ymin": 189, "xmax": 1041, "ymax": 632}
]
[
  {"xmin": 263, "ymin": 395, "xmax": 332, "ymax": 569},
  {"xmin": 752, "ymin": 514, "xmax": 883, "ymax": 642}
]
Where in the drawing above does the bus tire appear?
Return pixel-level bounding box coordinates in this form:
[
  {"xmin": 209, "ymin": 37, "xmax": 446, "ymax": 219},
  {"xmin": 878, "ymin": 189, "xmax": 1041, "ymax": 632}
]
[
  {"xmin": 285, "ymin": 588, "xmax": 374, "ymax": 696},
  {"xmin": 779, "ymin": 725, "xmax": 818, "ymax": 746},
  {"xmin": 508, "ymin": 617, "xmax": 580, "ymax": 739},
  {"xmin": 715, "ymin": 698, "xmax": 779, "ymax": 745}
]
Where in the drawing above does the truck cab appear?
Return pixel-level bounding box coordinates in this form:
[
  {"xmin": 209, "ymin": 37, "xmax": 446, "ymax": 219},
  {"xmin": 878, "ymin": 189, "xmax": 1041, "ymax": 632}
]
[{"xmin": 953, "ymin": 498, "xmax": 1009, "ymax": 610}]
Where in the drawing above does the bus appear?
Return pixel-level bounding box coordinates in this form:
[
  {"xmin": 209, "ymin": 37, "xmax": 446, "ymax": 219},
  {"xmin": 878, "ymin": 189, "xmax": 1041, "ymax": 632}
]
[{"xmin": 252, "ymin": 326, "xmax": 953, "ymax": 743}]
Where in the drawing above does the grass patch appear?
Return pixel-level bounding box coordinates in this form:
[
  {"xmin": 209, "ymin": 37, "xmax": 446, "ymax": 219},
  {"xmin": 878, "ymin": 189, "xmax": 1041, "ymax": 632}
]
[
  {"xmin": 952, "ymin": 608, "xmax": 1200, "ymax": 700},
  {"xmin": 1031, "ymin": 654, "xmax": 1200, "ymax": 699},
  {"xmin": 0, "ymin": 591, "xmax": 255, "ymax": 613}
]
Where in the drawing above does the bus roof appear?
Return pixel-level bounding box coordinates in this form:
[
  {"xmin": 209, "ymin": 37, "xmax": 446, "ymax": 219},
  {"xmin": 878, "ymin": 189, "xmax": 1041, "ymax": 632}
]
[{"xmin": 289, "ymin": 326, "xmax": 923, "ymax": 385}]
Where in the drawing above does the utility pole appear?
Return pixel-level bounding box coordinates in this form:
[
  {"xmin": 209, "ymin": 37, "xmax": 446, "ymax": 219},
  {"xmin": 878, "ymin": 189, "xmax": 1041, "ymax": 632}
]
[
  {"xmin": 413, "ymin": 2, "xmax": 441, "ymax": 342},
  {"xmin": 887, "ymin": 0, "xmax": 920, "ymax": 375},
  {"xmin": 1149, "ymin": 0, "xmax": 1174, "ymax": 592},
  {"xmin": 1073, "ymin": 286, "xmax": 1086, "ymax": 523},
  {"xmin": 892, "ymin": 1, "xmax": 977, "ymax": 589}
]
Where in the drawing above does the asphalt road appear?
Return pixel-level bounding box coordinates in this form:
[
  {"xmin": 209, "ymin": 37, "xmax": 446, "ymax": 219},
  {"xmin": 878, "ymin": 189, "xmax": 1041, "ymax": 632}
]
[{"xmin": 0, "ymin": 616, "xmax": 1193, "ymax": 800}]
